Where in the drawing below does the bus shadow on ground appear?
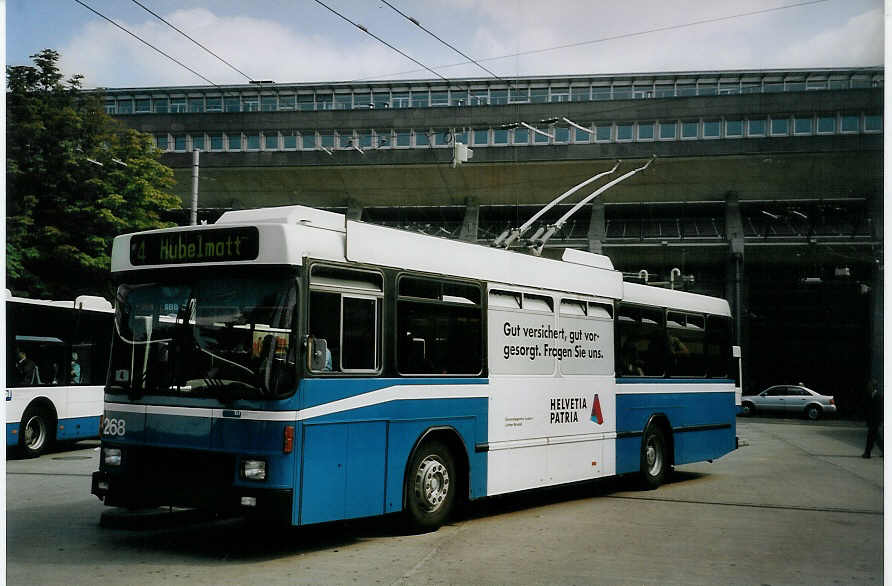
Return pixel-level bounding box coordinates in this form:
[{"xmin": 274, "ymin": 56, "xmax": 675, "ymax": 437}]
[{"xmin": 93, "ymin": 472, "xmax": 707, "ymax": 561}]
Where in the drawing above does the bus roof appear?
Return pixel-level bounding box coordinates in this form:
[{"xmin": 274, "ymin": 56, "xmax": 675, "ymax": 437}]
[{"xmin": 621, "ymin": 281, "xmax": 731, "ymax": 316}]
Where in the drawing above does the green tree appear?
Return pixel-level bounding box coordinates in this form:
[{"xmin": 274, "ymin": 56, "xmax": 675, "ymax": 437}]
[{"xmin": 6, "ymin": 49, "xmax": 181, "ymax": 299}]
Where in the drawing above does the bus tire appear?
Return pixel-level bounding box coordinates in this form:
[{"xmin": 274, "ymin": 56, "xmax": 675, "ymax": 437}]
[
  {"xmin": 405, "ymin": 440, "xmax": 456, "ymax": 530},
  {"xmin": 639, "ymin": 424, "xmax": 668, "ymax": 490},
  {"xmin": 20, "ymin": 404, "xmax": 54, "ymax": 458}
]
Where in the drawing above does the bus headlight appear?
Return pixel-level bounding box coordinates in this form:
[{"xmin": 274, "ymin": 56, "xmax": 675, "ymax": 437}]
[
  {"xmin": 103, "ymin": 447, "xmax": 122, "ymax": 467},
  {"xmin": 241, "ymin": 459, "xmax": 267, "ymax": 481}
]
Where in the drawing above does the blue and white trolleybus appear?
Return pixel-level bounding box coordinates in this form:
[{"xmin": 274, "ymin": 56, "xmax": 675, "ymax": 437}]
[{"xmin": 92, "ymin": 205, "xmax": 741, "ymax": 528}]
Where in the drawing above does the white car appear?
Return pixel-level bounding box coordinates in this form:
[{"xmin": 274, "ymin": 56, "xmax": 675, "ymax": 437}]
[{"xmin": 741, "ymin": 385, "xmax": 837, "ymax": 420}]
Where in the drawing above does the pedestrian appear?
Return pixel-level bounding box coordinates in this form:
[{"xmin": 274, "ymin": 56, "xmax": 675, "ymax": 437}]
[{"xmin": 863, "ymin": 379, "xmax": 883, "ymax": 458}]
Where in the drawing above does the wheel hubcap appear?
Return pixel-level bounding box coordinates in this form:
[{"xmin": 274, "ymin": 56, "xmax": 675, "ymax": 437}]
[
  {"xmin": 24, "ymin": 416, "xmax": 46, "ymax": 450},
  {"xmin": 646, "ymin": 436, "xmax": 662, "ymax": 476},
  {"xmin": 414, "ymin": 455, "xmax": 450, "ymax": 512}
]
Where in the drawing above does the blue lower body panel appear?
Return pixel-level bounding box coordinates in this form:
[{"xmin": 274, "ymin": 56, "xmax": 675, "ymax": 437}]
[{"xmin": 615, "ymin": 392, "xmax": 736, "ymax": 475}]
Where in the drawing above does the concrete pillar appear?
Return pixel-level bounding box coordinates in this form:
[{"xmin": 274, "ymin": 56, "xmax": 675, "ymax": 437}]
[
  {"xmin": 346, "ymin": 199, "xmax": 363, "ymax": 222},
  {"xmin": 587, "ymin": 201, "xmax": 605, "ymax": 254},
  {"xmin": 459, "ymin": 197, "xmax": 479, "ymax": 242},
  {"xmin": 724, "ymin": 191, "xmax": 749, "ymax": 390}
]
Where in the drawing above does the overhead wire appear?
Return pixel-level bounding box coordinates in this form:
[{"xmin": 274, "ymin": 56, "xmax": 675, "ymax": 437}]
[
  {"xmin": 379, "ymin": 0, "xmax": 509, "ymax": 84},
  {"xmin": 128, "ymin": 0, "xmax": 255, "ymax": 82},
  {"xmin": 72, "ymin": 0, "xmax": 222, "ymax": 88},
  {"xmin": 312, "ymin": 0, "xmax": 453, "ymax": 85},
  {"xmin": 353, "ymin": 0, "xmax": 833, "ymax": 81}
]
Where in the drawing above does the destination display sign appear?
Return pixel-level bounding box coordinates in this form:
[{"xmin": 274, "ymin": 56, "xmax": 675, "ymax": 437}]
[{"xmin": 130, "ymin": 227, "xmax": 260, "ymax": 265}]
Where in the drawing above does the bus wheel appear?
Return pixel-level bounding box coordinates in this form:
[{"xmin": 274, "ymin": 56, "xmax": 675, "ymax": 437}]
[
  {"xmin": 20, "ymin": 404, "xmax": 53, "ymax": 458},
  {"xmin": 405, "ymin": 440, "xmax": 455, "ymax": 530},
  {"xmin": 640, "ymin": 424, "xmax": 668, "ymax": 490}
]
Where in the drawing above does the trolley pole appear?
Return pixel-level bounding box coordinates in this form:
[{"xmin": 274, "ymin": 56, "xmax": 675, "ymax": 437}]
[{"xmin": 190, "ymin": 149, "xmax": 200, "ymax": 226}]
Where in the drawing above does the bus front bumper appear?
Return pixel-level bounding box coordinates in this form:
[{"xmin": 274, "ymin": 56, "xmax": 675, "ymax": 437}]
[{"xmin": 91, "ymin": 469, "xmax": 293, "ymax": 521}]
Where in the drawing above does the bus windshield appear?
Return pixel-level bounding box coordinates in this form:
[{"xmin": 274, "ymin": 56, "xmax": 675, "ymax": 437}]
[{"xmin": 109, "ymin": 272, "xmax": 298, "ymax": 401}]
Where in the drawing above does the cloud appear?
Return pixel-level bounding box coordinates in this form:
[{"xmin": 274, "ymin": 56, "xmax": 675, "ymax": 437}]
[
  {"xmin": 777, "ymin": 7, "xmax": 884, "ymax": 67},
  {"xmin": 59, "ymin": 7, "xmax": 411, "ymax": 87}
]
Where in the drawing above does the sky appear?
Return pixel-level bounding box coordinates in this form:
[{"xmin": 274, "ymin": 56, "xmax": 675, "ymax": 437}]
[{"xmin": 5, "ymin": 0, "xmax": 886, "ymax": 89}]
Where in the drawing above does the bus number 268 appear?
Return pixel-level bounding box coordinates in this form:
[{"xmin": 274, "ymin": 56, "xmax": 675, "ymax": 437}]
[{"xmin": 103, "ymin": 417, "xmax": 126, "ymax": 437}]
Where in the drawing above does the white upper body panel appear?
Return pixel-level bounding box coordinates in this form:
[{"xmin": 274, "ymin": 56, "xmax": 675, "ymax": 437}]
[{"xmin": 622, "ymin": 281, "xmax": 731, "ymax": 316}]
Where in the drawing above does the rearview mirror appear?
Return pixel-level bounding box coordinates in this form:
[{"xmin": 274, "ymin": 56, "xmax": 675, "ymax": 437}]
[{"xmin": 307, "ymin": 336, "xmax": 329, "ymax": 372}]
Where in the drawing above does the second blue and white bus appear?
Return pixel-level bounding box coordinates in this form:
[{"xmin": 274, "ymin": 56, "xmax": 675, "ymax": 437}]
[
  {"xmin": 92, "ymin": 206, "xmax": 741, "ymax": 528},
  {"xmin": 6, "ymin": 292, "xmax": 114, "ymax": 457}
]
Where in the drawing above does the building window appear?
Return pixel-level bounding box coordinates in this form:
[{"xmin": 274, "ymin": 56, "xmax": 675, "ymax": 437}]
[
  {"xmin": 698, "ymin": 83, "xmax": 717, "ymax": 96},
  {"xmin": 490, "ymin": 90, "xmax": 508, "ymax": 105},
  {"xmin": 358, "ymin": 130, "xmax": 373, "ymax": 148},
  {"xmin": 190, "ymin": 134, "xmax": 205, "ymax": 151},
  {"xmin": 227, "ymin": 133, "xmax": 242, "ymax": 151},
  {"xmin": 392, "ymin": 92, "xmax": 410, "ymax": 108},
  {"xmin": 770, "ymin": 117, "xmax": 789, "ymax": 135},
  {"xmin": 571, "ymin": 87, "xmax": 590, "ymax": 102},
  {"xmin": 740, "ymin": 82, "xmax": 760, "ymax": 94},
  {"xmin": 152, "ymin": 98, "xmax": 168, "ymax": 113},
  {"xmin": 209, "ymin": 133, "xmax": 223, "ymax": 151},
  {"xmin": 205, "ymin": 97, "xmax": 222, "ymax": 112},
  {"xmin": 430, "ymin": 91, "xmax": 449, "ymax": 107},
  {"xmin": 616, "ymin": 123, "xmax": 633, "ymax": 141},
  {"xmin": 450, "ymin": 90, "xmax": 468, "ymax": 106},
  {"xmin": 553, "ymin": 126, "xmax": 570, "ymax": 143},
  {"xmin": 316, "ymin": 94, "xmax": 333, "ymax": 110},
  {"xmin": 613, "ymin": 86, "xmax": 632, "ymax": 100},
  {"xmin": 411, "ymin": 90, "xmax": 429, "ymax": 108},
  {"xmin": 703, "ymin": 120, "xmax": 720, "ymax": 138},
  {"xmin": 806, "ymin": 80, "xmax": 828, "ymax": 91},
  {"xmin": 261, "ymin": 96, "xmax": 278, "ymax": 112},
  {"xmin": 786, "ymin": 81, "xmax": 805, "ymax": 92},
  {"xmin": 454, "ymin": 130, "xmax": 469, "ymax": 145},
  {"xmin": 278, "ymin": 95, "xmax": 295, "ymax": 110},
  {"xmin": 513, "ymin": 128, "xmax": 529, "ymax": 144},
  {"xmin": 433, "ymin": 128, "xmax": 450, "ymax": 146},
  {"xmin": 550, "ymin": 87, "xmax": 569, "ymax": 102},
  {"xmin": 817, "ymin": 115, "xmax": 835, "ymax": 134},
  {"xmin": 283, "ymin": 132, "xmax": 297, "ymax": 150},
  {"xmin": 725, "ymin": 120, "xmax": 744, "ymax": 137},
  {"xmin": 659, "ymin": 121, "xmax": 677, "ymax": 140},
  {"xmin": 473, "ymin": 128, "xmax": 489, "ymax": 146},
  {"xmin": 638, "ymin": 122, "xmax": 655, "ymax": 140},
  {"xmin": 596, "ymin": 124, "xmax": 612, "ymax": 142},
  {"xmin": 840, "ymin": 115, "xmax": 859, "ymax": 133},
  {"xmin": 764, "ymin": 82, "xmax": 784, "ymax": 93},
  {"xmin": 529, "ymin": 88, "xmax": 548, "ymax": 103},
  {"xmin": 173, "ymin": 135, "xmax": 187, "ymax": 151},
  {"xmin": 243, "ymin": 97, "xmax": 260, "ymax": 112},
  {"xmin": 655, "ymin": 84, "xmax": 675, "ymax": 98},
  {"xmin": 681, "ymin": 121, "xmax": 698, "ymax": 139},
  {"xmin": 395, "ymin": 129, "xmax": 411, "ymax": 147},
  {"xmin": 534, "ymin": 127, "xmax": 549, "ymax": 144},
  {"xmin": 415, "ymin": 130, "xmax": 430, "ymax": 147},
  {"xmin": 376, "ymin": 129, "xmax": 391, "ymax": 148},
  {"xmin": 117, "ymin": 99, "xmax": 133, "ymax": 114},
  {"xmin": 829, "ymin": 79, "xmax": 848, "ymax": 90},
  {"xmin": 244, "ymin": 132, "xmax": 259, "ymax": 150},
  {"xmin": 677, "ymin": 84, "xmax": 696, "ymax": 97},
  {"xmin": 633, "ymin": 83, "xmax": 653, "ymax": 99},
  {"xmin": 335, "ymin": 94, "xmax": 352, "ymax": 110},
  {"xmin": 592, "ymin": 86, "xmax": 611, "ymax": 100},
  {"xmin": 104, "ymin": 101, "xmax": 117, "ymax": 114},
  {"xmin": 864, "ymin": 114, "xmax": 882, "ymax": 133},
  {"xmin": 470, "ymin": 89, "xmax": 489, "ymax": 106},
  {"xmin": 718, "ymin": 82, "xmax": 739, "ymax": 95},
  {"xmin": 509, "ymin": 88, "xmax": 528, "ymax": 103},
  {"xmin": 793, "ymin": 116, "xmax": 813, "ymax": 134},
  {"xmin": 155, "ymin": 135, "xmax": 169, "ymax": 150},
  {"xmin": 264, "ymin": 132, "xmax": 279, "ymax": 150},
  {"xmin": 188, "ymin": 98, "xmax": 204, "ymax": 113},
  {"xmin": 135, "ymin": 99, "xmax": 151, "ymax": 113},
  {"xmin": 170, "ymin": 98, "xmax": 187, "ymax": 113},
  {"xmin": 574, "ymin": 126, "xmax": 592, "ymax": 143},
  {"xmin": 224, "ymin": 97, "xmax": 240, "ymax": 112},
  {"xmin": 493, "ymin": 128, "xmax": 509, "ymax": 145},
  {"xmin": 319, "ymin": 131, "xmax": 334, "ymax": 149},
  {"xmin": 302, "ymin": 133, "xmax": 316, "ymax": 150},
  {"xmin": 297, "ymin": 95, "xmax": 314, "ymax": 111},
  {"xmin": 747, "ymin": 119, "xmax": 766, "ymax": 136}
]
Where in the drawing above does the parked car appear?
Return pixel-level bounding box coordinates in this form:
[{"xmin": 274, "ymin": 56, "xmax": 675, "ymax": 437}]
[{"xmin": 741, "ymin": 385, "xmax": 837, "ymax": 420}]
